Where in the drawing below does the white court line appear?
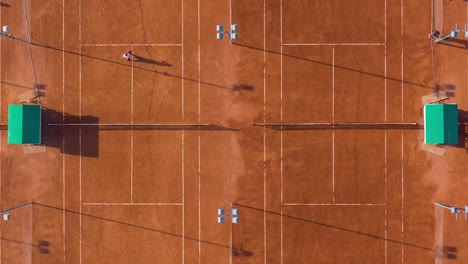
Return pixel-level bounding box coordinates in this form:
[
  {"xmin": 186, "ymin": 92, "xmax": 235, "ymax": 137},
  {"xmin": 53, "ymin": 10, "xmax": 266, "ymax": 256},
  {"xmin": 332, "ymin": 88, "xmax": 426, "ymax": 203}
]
[
  {"xmin": 79, "ymin": 0, "xmax": 82, "ymax": 263},
  {"xmin": 283, "ymin": 203, "xmax": 386, "ymax": 206},
  {"xmin": 0, "ymin": 43, "xmax": 2, "ymax": 264},
  {"xmin": 62, "ymin": 0, "xmax": 66, "ymax": 261},
  {"xmin": 384, "ymin": 0, "xmax": 387, "ymax": 43},
  {"xmin": 83, "ymin": 203, "xmax": 183, "ymax": 206},
  {"xmin": 401, "ymin": 0, "xmax": 404, "ymax": 123},
  {"xmin": 332, "ymin": 46, "xmax": 335, "ymax": 205},
  {"xmin": 280, "ymin": 0, "xmax": 283, "ymax": 44},
  {"xmin": 400, "ymin": 0, "xmax": 404, "ymax": 261},
  {"xmin": 230, "ymin": 219, "xmax": 233, "ymax": 264},
  {"xmin": 401, "ymin": 134, "xmax": 404, "ymax": 263},
  {"xmin": 79, "ymin": 127, "xmax": 82, "ymax": 264},
  {"xmin": 79, "ymin": 1, "xmax": 82, "ymax": 119},
  {"xmin": 131, "ymin": 44, "xmax": 134, "ymax": 204},
  {"xmin": 197, "ymin": 0, "xmax": 201, "ymax": 262},
  {"xmin": 182, "ymin": 129, "xmax": 185, "ymax": 264},
  {"xmin": 384, "ymin": 1, "xmax": 387, "ymax": 263},
  {"xmin": 384, "ymin": 131, "xmax": 388, "ymax": 264},
  {"xmin": 181, "ymin": 1, "xmax": 185, "ymax": 263},
  {"xmin": 81, "ymin": 43, "xmax": 183, "ymax": 47},
  {"xmin": 282, "ymin": 43, "xmax": 386, "ymax": 46},
  {"xmin": 385, "ymin": 49, "xmax": 387, "ymax": 121},
  {"xmin": 280, "ymin": 0, "xmax": 283, "ymax": 262},
  {"xmin": 0, "ymin": 0, "xmax": 2, "ymax": 251},
  {"xmin": 263, "ymin": 0, "xmax": 267, "ymax": 263},
  {"xmin": 0, "ymin": 126, "xmax": 1, "ymax": 264}
]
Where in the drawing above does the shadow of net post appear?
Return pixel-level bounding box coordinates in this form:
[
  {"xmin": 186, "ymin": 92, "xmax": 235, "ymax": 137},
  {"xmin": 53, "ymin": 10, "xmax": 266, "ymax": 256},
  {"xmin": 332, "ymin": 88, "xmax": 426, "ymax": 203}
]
[{"xmin": 42, "ymin": 107, "xmax": 99, "ymax": 157}]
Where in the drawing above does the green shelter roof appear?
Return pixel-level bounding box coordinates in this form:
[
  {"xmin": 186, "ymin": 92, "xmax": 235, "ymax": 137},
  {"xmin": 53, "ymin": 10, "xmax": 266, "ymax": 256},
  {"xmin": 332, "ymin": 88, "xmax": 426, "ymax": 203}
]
[
  {"xmin": 424, "ymin": 104, "xmax": 458, "ymax": 144},
  {"xmin": 8, "ymin": 104, "xmax": 41, "ymax": 144}
]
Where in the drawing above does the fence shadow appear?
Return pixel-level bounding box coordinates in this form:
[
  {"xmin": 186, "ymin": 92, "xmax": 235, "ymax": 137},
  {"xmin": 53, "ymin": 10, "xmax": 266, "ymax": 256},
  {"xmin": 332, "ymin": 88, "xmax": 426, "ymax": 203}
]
[
  {"xmin": 234, "ymin": 203, "xmax": 434, "ymax": 253},
  {"xmin": 233, "ymin": 43, "xmax": 435, "ymax": 90},
  {"xmin": 30, "ymin": 40, "xmax": 253, "ymax": 92},
  {"xmin": 31, "ymin": 202, "xmax": 250, "ymax": 255},
  {"xmin": 0, "ymin": 237, "xmax": 49, "ymax": 254}
]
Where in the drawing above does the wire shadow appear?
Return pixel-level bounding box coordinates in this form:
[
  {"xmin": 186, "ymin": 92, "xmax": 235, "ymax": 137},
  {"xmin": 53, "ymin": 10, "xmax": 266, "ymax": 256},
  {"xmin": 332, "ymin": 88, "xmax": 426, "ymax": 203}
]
[
  {"xmin": 0, "ymin": 237, "xmax": 49, "ymax": 254},
  {"xmin": 254, "ymin": 123, "xmax": 423, "ymax": 131},
  {"xmin": 30, "ymin": 40, "xmax": 251, "ymax": 91},
  {"xmin": 0, "ymin": 81, "xmax": 46, "ymax": 90},
  {"xmin": 233, "ymin": 203, "xmax": 434, "ymax": 253},
  {"xmin": 233, "ymin": 43, "xmax": 435, "ymax": 90},
  {"xmin": 32, "ymin": 202, "xmax": 246, "ymax": 253}
]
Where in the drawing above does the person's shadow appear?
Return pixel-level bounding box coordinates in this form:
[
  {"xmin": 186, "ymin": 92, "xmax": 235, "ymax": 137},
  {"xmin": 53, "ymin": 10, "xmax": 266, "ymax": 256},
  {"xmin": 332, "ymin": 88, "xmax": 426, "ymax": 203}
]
[{"xmin": 132, "ymin": 54, "xmax": 172, "ymax": 67}]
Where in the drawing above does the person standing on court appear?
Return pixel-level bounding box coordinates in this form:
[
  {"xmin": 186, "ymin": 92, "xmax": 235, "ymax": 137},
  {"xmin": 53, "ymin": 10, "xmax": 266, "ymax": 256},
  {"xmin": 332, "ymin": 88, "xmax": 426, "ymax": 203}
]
[{"xmin": 123, "ymin": 50, "xmax": 132, "ymax": 61}]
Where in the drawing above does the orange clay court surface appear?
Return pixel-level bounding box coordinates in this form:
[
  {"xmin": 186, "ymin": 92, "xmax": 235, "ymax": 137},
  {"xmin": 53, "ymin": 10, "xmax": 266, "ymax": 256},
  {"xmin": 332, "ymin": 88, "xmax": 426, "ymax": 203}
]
[{"xmin": 0, "ymin": 0, "xmax": 468, "ymax": 263}]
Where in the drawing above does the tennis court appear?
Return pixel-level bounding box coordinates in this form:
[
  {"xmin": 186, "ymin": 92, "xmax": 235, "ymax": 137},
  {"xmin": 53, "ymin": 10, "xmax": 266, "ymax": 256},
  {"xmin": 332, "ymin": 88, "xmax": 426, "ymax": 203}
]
[{"xmin": 0, "ymin": 0, "xmax": 467, "ymax": 263}]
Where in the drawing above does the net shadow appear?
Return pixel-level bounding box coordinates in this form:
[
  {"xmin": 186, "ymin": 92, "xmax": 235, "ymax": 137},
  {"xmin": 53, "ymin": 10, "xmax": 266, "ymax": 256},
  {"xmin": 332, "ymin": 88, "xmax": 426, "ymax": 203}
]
[{"xmin": 49, "ymin": 123, "xmax": 239, "ymax": 131}]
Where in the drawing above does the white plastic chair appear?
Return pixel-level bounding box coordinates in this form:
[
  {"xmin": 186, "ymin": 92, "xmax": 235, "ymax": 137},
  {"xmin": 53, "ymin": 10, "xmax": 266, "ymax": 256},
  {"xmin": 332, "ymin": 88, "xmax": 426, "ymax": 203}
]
[{"xmin": 3, "ymin": 214, "xmax": 10, "ymax": 221}]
